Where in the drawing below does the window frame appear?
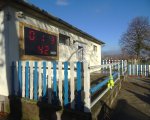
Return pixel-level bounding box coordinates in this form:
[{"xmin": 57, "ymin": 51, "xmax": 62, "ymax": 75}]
[
  {"xmin": 93, "ymin": 45, "xmax": 97, "ymax": 52},
  {"xmin": 59, "ymin": 33, "xmax": 70, "ymax": 46}
]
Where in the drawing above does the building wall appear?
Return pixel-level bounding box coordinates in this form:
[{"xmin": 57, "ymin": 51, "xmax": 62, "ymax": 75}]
[
  {"xmin": 10, "ymin": 6, "xmax": 101, "ymax": 65},
  {"xmin": 0, "ymin": 6, "xmax": 102, "ymax": 96},
  {"xmin": 0, "ymin": 7, "xmax": 12, "ymax": 96},
  {"xmin": 0, "ymin": 9, "xmax": 7, "ymax": 96}
]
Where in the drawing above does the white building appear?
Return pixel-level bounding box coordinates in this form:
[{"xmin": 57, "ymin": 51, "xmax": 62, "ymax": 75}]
[{"xmin": 0, "ymin": 0, "xmax": 104, "ymax": 96}]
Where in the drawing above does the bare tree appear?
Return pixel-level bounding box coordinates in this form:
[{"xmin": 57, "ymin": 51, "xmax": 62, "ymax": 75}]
[{"xmin": 120, "ymin": 17, "xmax": 150, "ymax": 60}]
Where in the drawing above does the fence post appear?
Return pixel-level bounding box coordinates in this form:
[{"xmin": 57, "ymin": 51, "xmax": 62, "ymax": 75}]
[
  {"xmin": 34, "ymin": 61, "xmax": 38, "ymax": 101},
  {"xmin": 64, "ymin": 62, "xmax": 69, "ymax": 107},
  {"xmin": 146, "ymin": 65, "xmax": 149, "ymax": 77},
  {"xmin": 115, "ymin": 60, "xmax": 117, "ymax": 69},
  {"xmin": 144, "ymin": 65, "xmax": 146, "ymax": 77},
  {"xmin": 124, "ymin": 60, "xmax": 127, "ymax": 80},
  {"xmin": 138, "ymin": 64, "xmax": 140, "ymax": 76},
  {"xmin": 83, "ymin": 62, "xmax": 91, "ymax": 112},
  {"xmin": 15, "ymin": 61, "xmax": 18, "ymax": 95},
  {"xmin": 149, "ymin": 65, "xmax": 150, "ymax": 76},
  {"xmin": 47, "ymin": 62, "xmax": 52, "ymax": 103},
  {"xmin": 102, "ymin": 60, "xmax": 104, "ymax": 65},
  {"xmin": 141, "ymin": 65, "xmax": 143, "ymax": 76},
  {"xmin": 129, "ymin": 64, "xmax": 131, "ymax": 76},
  {"xmin": 30, "ymin": 61, "xmax": 34, "ymax": 99},
  {"xmin": 76, "ymin": 62, "xmax": 82, "ymax": 110},
  {"xmin": 109, "ymin": 65, "xmax": 112, "ymax": 76},
  {"xmin": 43, "ymin": 61, "xmax": 47, "ymax": 99},
  {"xmin": 22, "ymin": 61, "xmax": 25, "ymax": 98},
  {"xmin": 108, "ymin": 59, "xmax": 111, "ymax": 64},
  {"xmin": 121, "ymin": 60, "xmax": 124, "ymax": 75},
  {"xmin": 105, "ymin": 60, "xmax": 108, "ymax": 69},
  {"xmin": 125, "ymin": 60, "xmax": 127, "ymax": 73},
  {"xmin": 70, "ymin": 62, "xmax": 75, "ymax": 109},
  {"xmin": 118, "ymin": 63, "xmax": 120, "ymax": 80},
  {"xmin": 25, "ymin": 61, "xmax": 29, "ymax": 99},
  {"xmin": 11, "ymin": 62, "xmax": 15, "ymax": 95},
  {"xmin": 53, "ymin": 62, "xmax": 57, "ymax": 104},
  {"xmin": 58, "ymin": 62, "xmax": 63, "ymax": 106},
  {"xmin": 18, "ymin": 61, "xmax": 22, "ymax": 96},
  {"xmin": 38, "ymin": 61, "xmax": 42, "ymax": 98},
  {"xmin": 136, "ymin": 64, "xmax": 138, "ymax": 76},
  {"xmin": 133, "ymin": 64, "xmax": 135, "ymax": 76}
]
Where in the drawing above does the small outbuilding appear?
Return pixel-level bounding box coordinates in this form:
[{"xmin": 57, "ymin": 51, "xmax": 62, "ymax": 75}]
[{"xmin": 0, "ymin": 0, "xmax": 104, "ymax": 96}]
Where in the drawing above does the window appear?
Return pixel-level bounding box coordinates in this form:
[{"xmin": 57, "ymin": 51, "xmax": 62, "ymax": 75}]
[
  {"xmin": 59, "ymin": 33, "xmax": 70, "ymax": 46},
  {"xmin": 93, "ymin": 45, "xmax": 97, "ymax": 52}
]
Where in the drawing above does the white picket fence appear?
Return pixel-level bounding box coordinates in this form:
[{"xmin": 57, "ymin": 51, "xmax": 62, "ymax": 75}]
[
  {"xmin": 102, "ymin": 60, "xmax": 128, "ymax": 75},
  {"xmin": 102, "ymin": 59, "xmax": 150, "ymax": 77},
  {"xmin": 11, "ymin": 60, "xmax": 123, "ymax": 112},
  {"xmin": 128, "ymin": 64, "xmax": 150, "ymax": 77}
]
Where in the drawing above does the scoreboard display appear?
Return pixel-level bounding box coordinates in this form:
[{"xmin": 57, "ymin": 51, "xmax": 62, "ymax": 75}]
[{"xmin": 24, "ymin": 26, "xmax": 57, "ymax": 57}]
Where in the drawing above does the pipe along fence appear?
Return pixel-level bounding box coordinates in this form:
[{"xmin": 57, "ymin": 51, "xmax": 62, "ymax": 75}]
[
  {"xmin": 11, "ymin": 61, "xmax": 125, "ymax": 112},
  {"xmin": 89, "ymin": 62, "xmax": 125, "ymax": 108}
]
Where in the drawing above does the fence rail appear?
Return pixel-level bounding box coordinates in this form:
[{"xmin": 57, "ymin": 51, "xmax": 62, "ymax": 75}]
[{"xmin": 11, "ymin": 61, "xmax": 123, "ymax": 112}]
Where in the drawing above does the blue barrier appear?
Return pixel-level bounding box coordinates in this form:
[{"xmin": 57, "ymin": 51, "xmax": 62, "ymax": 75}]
[
  {"xmin": 64, "ymin": 62, "xmax": 69, "ymax": 106},
  {"xmin": 43, "ymin": 61, "xmax": 47, "ymax": 99},
  {"xmin": 34, "ymin": 61, "xmax": 38, "ymax": 100},
  {"xmin": 18, "ymin": 61, "xmax": 22, "ymax": 96},
  {"xmin": 11, "ymin": 61, "xmax": 15, "ymax": 95},
  {"xmin": 90, "ymin": 72, "xmax": 118, "ymax": 94},
  {"xmin": 90, "ymin": 77, "xmax": 109, "ymax": 94},
  {"xmin": 53, "ymin": 61, "xmax": 57, "ymax": 104},
  {"xmin": 76, "ymin": 62, "xmax": 82, "ymax": 109},
  {"xmin": 25, "ymin": 61, "xmax": 29, "ymax": 98}
]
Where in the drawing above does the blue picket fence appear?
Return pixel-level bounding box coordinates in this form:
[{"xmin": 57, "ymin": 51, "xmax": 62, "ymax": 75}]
[
  {"xmin": 11, "ymin": 60, "xmax": 124, "ymax": 112},
  {"xmin": 11, "ymin": 61, "xmax": 86, "ymax": 110}
]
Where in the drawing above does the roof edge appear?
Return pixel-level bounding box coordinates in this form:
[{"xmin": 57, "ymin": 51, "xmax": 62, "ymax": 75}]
[{"xmin": 10, "ymin": 0, "xmax": 105, "ymax": 45}]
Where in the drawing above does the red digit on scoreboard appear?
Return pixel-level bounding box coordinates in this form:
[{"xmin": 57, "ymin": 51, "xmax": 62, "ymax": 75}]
[
  {"xmin": 44, "ymin": 45, "xmax": 49, "ymax": 55},
  {"xmin": 37, "ymin": 45, "xmax": 44, "ymax": 54},
  {"xmin": 29, "ymin": 30, "xmax": 36, "ymax": 41}
]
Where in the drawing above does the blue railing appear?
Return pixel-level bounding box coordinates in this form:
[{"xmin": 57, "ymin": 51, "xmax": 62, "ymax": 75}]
[{"xmin": 90, "ymin": 72, "xmax": 119, "ymax": 95}]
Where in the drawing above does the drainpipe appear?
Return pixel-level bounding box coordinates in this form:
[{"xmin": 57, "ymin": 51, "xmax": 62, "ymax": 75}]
[{"xmin": 67, "ymin": 47, "xmax": 83, "ymax": 61}]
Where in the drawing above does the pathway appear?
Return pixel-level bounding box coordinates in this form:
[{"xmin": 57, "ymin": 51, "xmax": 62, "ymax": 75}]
[{"xmin": 111, "ymin": 77, "xmax": 150, "ymax": 120}]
